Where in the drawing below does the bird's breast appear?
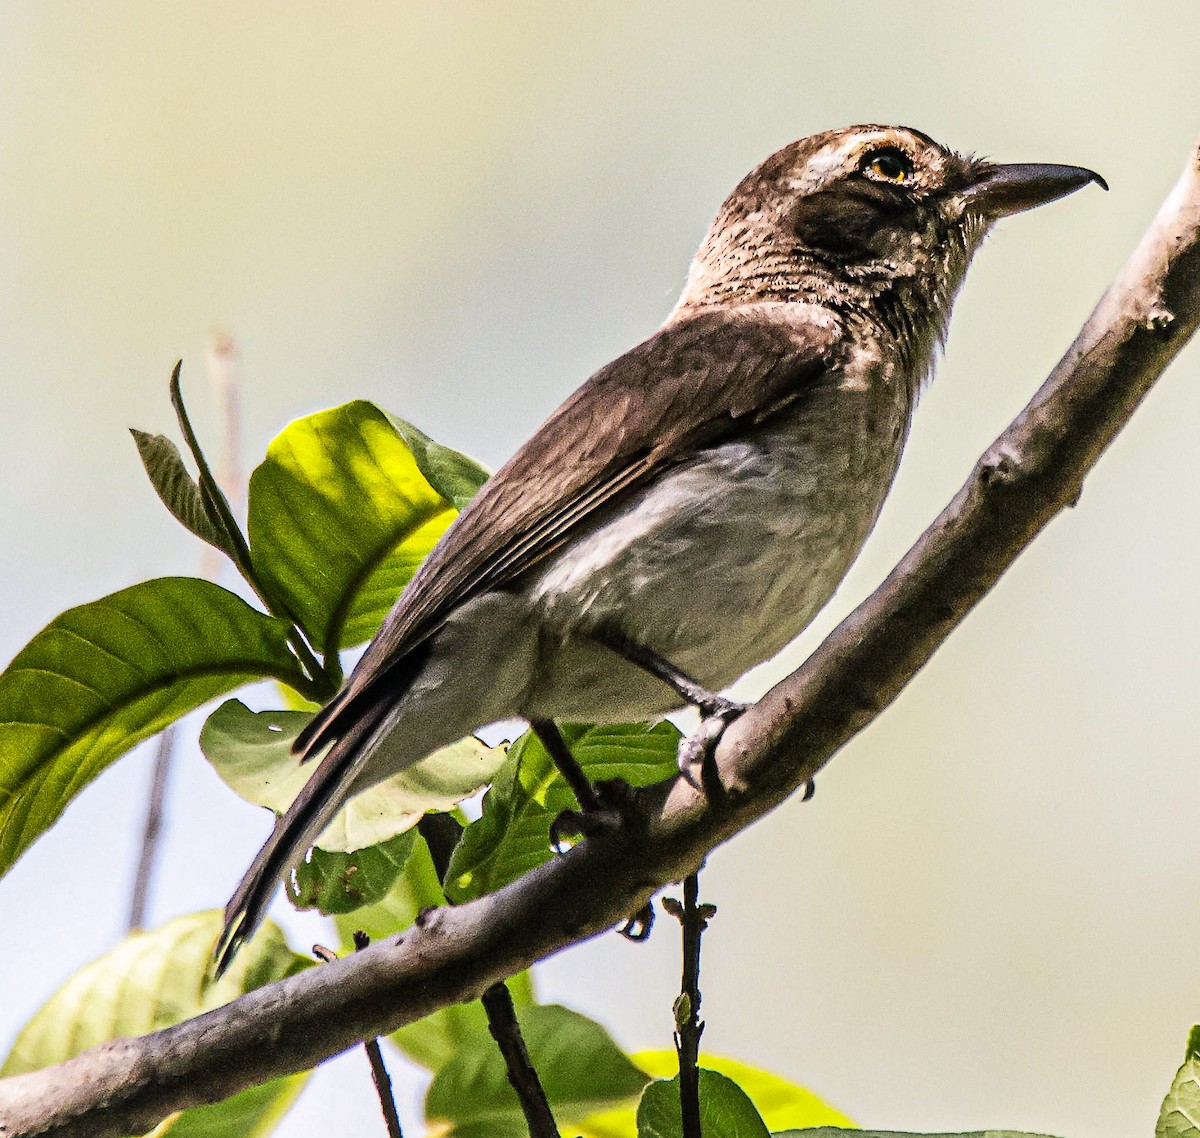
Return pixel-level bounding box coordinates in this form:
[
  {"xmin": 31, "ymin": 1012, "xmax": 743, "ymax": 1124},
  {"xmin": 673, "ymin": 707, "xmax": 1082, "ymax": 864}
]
[{"xmin": 523, "ymin": 361, "xmax": 914, "ymax": 721}]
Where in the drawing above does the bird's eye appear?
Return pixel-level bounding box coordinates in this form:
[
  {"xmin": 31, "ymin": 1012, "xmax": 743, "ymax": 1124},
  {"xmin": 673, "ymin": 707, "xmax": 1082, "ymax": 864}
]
[{"xmin": 861, "ymin": 148, "xmax": 914, "ymax": 185}]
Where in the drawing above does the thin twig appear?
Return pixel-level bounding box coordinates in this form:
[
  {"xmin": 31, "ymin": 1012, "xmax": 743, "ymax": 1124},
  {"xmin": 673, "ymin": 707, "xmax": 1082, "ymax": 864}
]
[
  {"xmin": 125, "ymin": 726, "xmax": 175, "ymax": 932},
  {"xmin": 417, "ymin": 813, "xmax": 562, "ymax": 1138},
  {"xmin": 480, "ymin": 983, "xmax": 561, "ymax": 1138},
  {"xmin": 313, "ymin": 941, "xmax": 404, "ymax": 1138},
  {"xmin": 4, "ymin": 137, "xmax": 1200, "ymax": 1138},
  {"xmin": 665, "ymin": 874, "xmax": 712, "ymax": 1138},
  {"xmin": 126, "ymin": 335, "xmax": 244, "ymax": 933},
  {"xmin": 360, "ymin": 1039, "xmax": 403, "ymax": 1138}
]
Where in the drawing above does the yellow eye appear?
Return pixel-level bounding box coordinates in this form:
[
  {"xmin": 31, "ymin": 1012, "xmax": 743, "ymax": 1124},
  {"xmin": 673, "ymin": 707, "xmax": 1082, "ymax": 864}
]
[{"xmin": 862, "ymin": 148, "xmax": 914, "ymax": 184}]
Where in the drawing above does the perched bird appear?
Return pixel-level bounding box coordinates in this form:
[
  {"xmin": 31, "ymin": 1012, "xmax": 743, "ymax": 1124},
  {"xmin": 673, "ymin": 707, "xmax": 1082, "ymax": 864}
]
[{"xmin": 217, "ymin": 124, "xmax": 1103, "ymax": 971}]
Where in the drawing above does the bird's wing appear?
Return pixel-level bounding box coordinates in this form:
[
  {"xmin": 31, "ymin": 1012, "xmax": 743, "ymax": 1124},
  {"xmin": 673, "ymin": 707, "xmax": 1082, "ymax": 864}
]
[
  {"xmin": 217, "ymin": 302, "xmax": 841, "ymax": 973},
  {"xmin": 297, "ymin": 301, "xmax": 841, "ymax": 754}
]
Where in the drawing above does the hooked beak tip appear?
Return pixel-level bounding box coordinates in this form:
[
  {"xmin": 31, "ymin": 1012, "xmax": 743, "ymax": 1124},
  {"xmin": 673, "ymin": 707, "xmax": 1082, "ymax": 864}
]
[{"xmin": 965, "ymin": 162, "xmax": 1107, "ymax": 218}]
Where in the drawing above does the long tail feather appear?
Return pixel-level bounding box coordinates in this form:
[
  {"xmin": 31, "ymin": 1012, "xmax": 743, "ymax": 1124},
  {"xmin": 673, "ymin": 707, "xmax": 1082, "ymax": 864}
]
[{"xmin": 213, "ymin": 704, "xmax": 387, "ymax": 976}]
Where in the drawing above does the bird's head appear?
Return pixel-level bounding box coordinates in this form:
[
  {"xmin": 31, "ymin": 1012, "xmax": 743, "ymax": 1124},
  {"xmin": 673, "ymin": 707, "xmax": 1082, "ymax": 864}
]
[{"xmin": 678, "ymin": 124, "xmax": 1104, "ymax": 367}]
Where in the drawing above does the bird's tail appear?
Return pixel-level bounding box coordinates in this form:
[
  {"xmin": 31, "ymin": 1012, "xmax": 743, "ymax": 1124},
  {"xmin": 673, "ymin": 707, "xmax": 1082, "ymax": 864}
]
[{"xmin": 213, "ymin": 699, "xmax": 389, "ymax": 977}]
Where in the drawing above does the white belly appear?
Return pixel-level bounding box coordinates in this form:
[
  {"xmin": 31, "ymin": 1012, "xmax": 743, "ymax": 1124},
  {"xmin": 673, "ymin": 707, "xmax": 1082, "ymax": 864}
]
[{"xmin": 522, "ymin": 377, "xmax": 912, "ymax": 721}]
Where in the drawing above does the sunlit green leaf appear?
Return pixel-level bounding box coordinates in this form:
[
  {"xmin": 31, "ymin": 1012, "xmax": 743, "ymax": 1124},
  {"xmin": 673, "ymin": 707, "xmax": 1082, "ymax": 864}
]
[
  {"xmin": 386, "ymin": 413, "xmax": 489, "ymax": 511},
  {"xmin": 637, "ymin": 1070, "xmax": 769, "ymax": 1138},
  {"xmin": 581, "ymin": 1051, "xmax": 852, "ymax": 1137},
  {"xmin": 330, "ymin": 834, "xmax": 534, "ymax": 1071},
  {"xmin": 145, "ymin": 1075, "xmax": 308, "ymax": 1138},
  {"xmin": 1157, "ymin": 1028, "xmax": 1200, "ymax": 1138},
  {"xmin": 246, "ymin": 400, "xmax": 472, "ymax": 651},
  {"xmin": 774, "ymin": 1132, "xmax": 1057, "ymax": 1138},
  {"xmin": 2, "ymin": 911, "xmax": 312, "ymax": 1137},
  {"xmin": 130, "ymin": 429, "xmax": 237, "ymax": 559},
  {"xmin": 287, "ymin": 829, "xmax": 417, "ymax": 915},
  {"xmin": 445, "ymin": 722, "xmax": 680, "ymax": 902},
  {"xmin": 274, "ymin": 682, "xmax": 320, "ymax": 713},
  {"xmin": 200, "ymin": 699, "xmax": 505, "ymax": 853},
  {"xmin": 425, "ymin": 1003, "xmax": 649, "ymax": 1137},
  {"xmin": 0, "ymin": 579, "xmax": 306, "ymax": 880}
]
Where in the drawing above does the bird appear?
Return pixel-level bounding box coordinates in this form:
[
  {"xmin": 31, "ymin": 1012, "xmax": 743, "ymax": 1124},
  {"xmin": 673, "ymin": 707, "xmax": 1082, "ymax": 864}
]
[{"xmin": 216, "ymin": 124, "xmax": 1103, "ymax": 972}]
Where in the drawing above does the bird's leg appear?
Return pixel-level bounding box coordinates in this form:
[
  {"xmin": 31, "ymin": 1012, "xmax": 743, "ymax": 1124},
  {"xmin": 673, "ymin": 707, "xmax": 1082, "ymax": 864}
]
[
  {"xmin": 531, "ymin": 718, "xmax": 600, "ymax": 814},
  {"xmin": 533, "ymin": 718, "xmax": 632, "ymax": 851},
  {"xmin": 591, "ymin": 627, "xmax": 747, "ymax": 793},
  {"xmin": 593, "ymin": 630, "xmax": 743, "ymax": 719}
]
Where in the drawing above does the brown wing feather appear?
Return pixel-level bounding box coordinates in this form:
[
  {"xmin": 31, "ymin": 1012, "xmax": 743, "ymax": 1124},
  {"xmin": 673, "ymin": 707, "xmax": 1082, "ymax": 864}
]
[{"xmin": 296, "ymin": 302, "xmax": 840, "ymax": 755}]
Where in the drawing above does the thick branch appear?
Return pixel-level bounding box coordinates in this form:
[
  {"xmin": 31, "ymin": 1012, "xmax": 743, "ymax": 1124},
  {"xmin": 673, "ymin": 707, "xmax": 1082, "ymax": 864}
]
[{"xmin": 2, "ymin": 140, "xmax": 1199, "ymax": 1138}]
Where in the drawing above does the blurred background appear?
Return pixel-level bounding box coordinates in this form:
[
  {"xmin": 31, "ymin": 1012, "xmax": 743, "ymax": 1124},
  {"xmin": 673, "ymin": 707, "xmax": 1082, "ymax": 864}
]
[{"xmin": 1, "ymin": 3, "xmax": 1198, "ymax": 1135}]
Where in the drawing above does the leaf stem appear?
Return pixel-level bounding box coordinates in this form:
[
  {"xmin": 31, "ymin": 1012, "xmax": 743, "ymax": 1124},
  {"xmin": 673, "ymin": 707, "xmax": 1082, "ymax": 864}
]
[
  {"xmin": 169, "ymin": 362, "xmax": 254, "ymax": 584},
  {"xmin": 168, "ymin": 362, "xmax": 335, "ymax": 698},
  {"xmin": 322, "ymin": 647, "xmax": 344, "ymax": 691}
]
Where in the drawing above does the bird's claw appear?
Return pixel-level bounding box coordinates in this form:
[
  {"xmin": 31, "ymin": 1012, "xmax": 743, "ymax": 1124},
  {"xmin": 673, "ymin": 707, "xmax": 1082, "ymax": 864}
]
[
  {"xmin": 677, "ymin": 699, "xmax": 748, "ymax": 796},
  {"xmin": 618, "ymin": 900, "xmax": 655, "ymax": 941},
  {"xmin": 549, "ymin": 778, "xmax": 634, "ymax": 853}
]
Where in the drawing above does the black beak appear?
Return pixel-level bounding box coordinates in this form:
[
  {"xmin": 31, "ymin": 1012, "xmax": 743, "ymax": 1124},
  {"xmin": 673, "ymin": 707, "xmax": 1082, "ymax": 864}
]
[{"xmin": 963, "ymin": 162, "xmax": 1108, "ymax": 218}]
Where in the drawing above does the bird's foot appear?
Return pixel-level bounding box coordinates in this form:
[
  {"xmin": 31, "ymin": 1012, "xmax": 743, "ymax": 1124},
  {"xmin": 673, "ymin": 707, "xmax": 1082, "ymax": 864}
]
[
  {"xmin": 549, "ymin": 777, "xmax": 634, "ymax": 853},
  {"xmin": 618, "ymin": 900, "xmax": 655, "ymax": 941},
  {"xmin": 677, "ymin": 697, "xmax": 748, "ymax": 796}
]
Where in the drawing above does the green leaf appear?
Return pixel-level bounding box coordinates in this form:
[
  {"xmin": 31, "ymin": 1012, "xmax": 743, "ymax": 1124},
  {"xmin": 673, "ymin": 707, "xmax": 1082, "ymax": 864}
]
[
  {"xmin": 1158, "ymin": 1034, "xmax": 1200, "ymax": 1138},
  {"xmin": 772, "ymin": 1133, "xmax": 1058, "ymax": 1138},
  {"xmin": 145, "ymin": 1075, "xmax": 309, "ymax": 1138},
  {"xmin": 287, "ymin": 829, "xmax": 417, "ymax": 915},
  {"xmin": 331, "ymin": 834, "xmax": 535, "ymax": 1072},
  {"xmin": 0, "ymin": 579, "xmax": 306, "ymax": 880},
  {"xmin": 445, "ymin": 722, "xmax": 681, "ymax": 902},
  {"xmin": 274, "ymin": 682, "xmax": 320, "ymax": 713},
  {"xmin": 581, "ymin": 1051, "xmax": 852, "ymax": 1137},
  {"xmin": 2, "ymin": 911, "xmax": 312, "ymax": 1138},
  {"xmin": 425, "ymin": 1003, "xmax": 650, "ymax": 1137},
  {"xmin": 386, "ymin": 413, "xmax": 490, "ymax": 511},
  {"xmin": 130, "ymin": 429, "xmax": 237, "ymax": 559},
  {"xmin": 247, "ymin": 400, "xmax": 468, "ymax": 651},
  {"xmin": 637, "ymin": 1070, "xmax": 769, "ymax": 1138},
  {"xmin": 333, "ymin": 830, "xmax": 449, "ymax": 941},
  {"xmin": 200, "ymin": 699, "xmax": 505, "ymax": 853}
]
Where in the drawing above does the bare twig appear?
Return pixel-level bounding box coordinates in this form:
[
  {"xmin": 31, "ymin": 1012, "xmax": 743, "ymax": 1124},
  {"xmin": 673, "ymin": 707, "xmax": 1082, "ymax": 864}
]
[
  {"xmin": 480, "ymin": 983, "xmax": 562, "ymax": 1138},
  {"xmin": 313, "ymin": 940, "xmax": 404, "ymax": 1138},
  {"xmin": 417, "ymin": 813, "xmax": 562, "ymax": 1138},
  {"xmin": 2, "ymin": 139, "xmax": 1199, "ymax": 1138},
  {"xmin": 125, "ymin": 726, "xmax": 176, "ymax": 932},
  {"xmin": 664, "ymin": 874, "xmax": 713, "ymax": 1138},
  {"xmin": 361, "ymin": 1038, "xmax": 403, "ymax": 1138}
]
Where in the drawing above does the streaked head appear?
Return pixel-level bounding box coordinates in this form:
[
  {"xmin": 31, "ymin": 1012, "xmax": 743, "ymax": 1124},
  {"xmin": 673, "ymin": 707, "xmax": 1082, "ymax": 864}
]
[{"xmin": 679, "ymin": 125, "xmax": 1104, "ymax": 355}]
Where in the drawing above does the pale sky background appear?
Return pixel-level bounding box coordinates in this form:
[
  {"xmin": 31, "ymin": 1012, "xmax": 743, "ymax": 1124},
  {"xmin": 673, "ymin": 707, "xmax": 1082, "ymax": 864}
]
[{"xmin": 1, "ymin": 4, "xmax": 1199, "ymax": 1136}]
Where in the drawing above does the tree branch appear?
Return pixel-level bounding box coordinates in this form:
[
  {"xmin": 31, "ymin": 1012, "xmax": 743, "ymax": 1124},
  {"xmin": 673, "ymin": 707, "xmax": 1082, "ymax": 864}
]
[{"xmin": 2, "ymin": 138, "xmax": 1198, "ymax": 1138}]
